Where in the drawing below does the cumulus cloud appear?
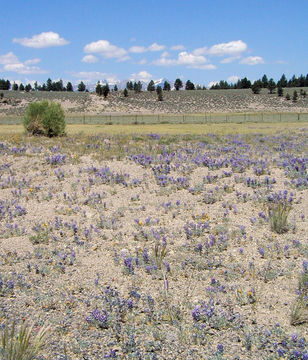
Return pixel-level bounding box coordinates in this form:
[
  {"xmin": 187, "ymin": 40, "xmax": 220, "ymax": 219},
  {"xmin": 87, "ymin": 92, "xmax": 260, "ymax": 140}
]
[
  {"xmin": 227, "ymin": 75, "xmax": 240, "ymax": 83},
  {"xmin": 148, "ymin": 43, "xmax": 165, "ymax": 51},
  {"xmin": 240, "ymin": 56, "xmax": 265, "ymax": 65},
  {"xmin": 153, "ymin": 51, "xmax": 215, "ymax": 69},
  {"xmin": 129, "ymin": 46, "xmax": 147, "ymax": 53},
  {"xmin": 0, "ymin": 52, "xmax": 46, "ymax": 74},
  {"xmin": 208, "ymin": 40, "xmax": 247, "ymax": 56},
  {"xmin": 84, "ymin": 40, "xmax": 130, "ymax": 61},
  {"xmin": 170, "ymin": 45, "xmax": 185, "ymax": 51},
  {"xmin": 82, "ymin": 55, "xmax": 99, "ymax": 63},
  {"xmin": 130, "ymin": 70, "xmax": 152, "ymax": 82},
  {"xmin": 192, "ymin": 47, "xmax": 208, "ymax": 56},
  {"xmin": 13, "ymin": 32, "xmax": 69, "ymax": 48}
]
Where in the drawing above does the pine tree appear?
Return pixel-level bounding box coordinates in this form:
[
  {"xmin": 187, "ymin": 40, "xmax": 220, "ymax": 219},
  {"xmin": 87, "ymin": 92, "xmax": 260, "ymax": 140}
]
[
  {"xmin": 66, "ymin": 82, "xmax": 73, "ymax": 92},
  {"xmin": 114, "ymin": 84, "xmax": 118, "ymax": 92},
  {"xmin": 102, "ymin": 84, "xmax": 110, "ymax": 98},
  {"xmin": 19, "ymin": 83, "xmax": 25, "ymax": 91},
  {"xmin": 96, "ymin": 81, "xmax": 103, "ymax": 96},
  {"xmin": 25, "ymin": 84, "xmax": 32, "ymax": 92},
  {"xmin": 156, "ymin": 86, "xmax": 163, "ymax": 101},
  {"xmin": 174, "ymin": 78, "xmax": 183, "ymax": 91},
  {"xmin": 267, "ymin": 79, "xmax": 276, "ymax": 94},
  {"xmin": 126, "ymin": 81, "xmax": 133, "ymax": 90},
  {"xmin": 147, "ymin": 80, "xmax": 155, "ymax": 92},
  {"xmin": 185, "ymin": 80, "xmax": 195, "ymax": 90},
  {"xmin": 123, "ymin": 88, "xmax": 128, "ymax": 97},
  {"xmin": 285, "ymin": 93, "xmax": 290, "ymax": 100},
  {"xmin": 163, "ymin": 81, "xmax": 171, "ymax": 91},
  {"xmin": 12, "ymin": 82, "xmax": 18, "ymax": 91},
  {"xmin": 251, "ymin": 81, "xmax": 262, "ymax": 94},
  {"xmin": 292, "ymin": 90, "xmax": 298, "ymax": 102},
  {"xmin": 262, "ymin": 74, "xmax": 269, "ymax": 88},
  {"xmin": 277, "ymin": 87, "xmax": 283, "ymax": 97},
  {"xmin": 78, "ymin": 81, "xmax": 86, "ymax": 92}
]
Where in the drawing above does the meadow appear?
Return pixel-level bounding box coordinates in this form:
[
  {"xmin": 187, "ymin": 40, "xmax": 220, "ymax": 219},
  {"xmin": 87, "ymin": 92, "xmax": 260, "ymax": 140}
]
[{"xmin": 0, "ymin": 122, "xmax": 307, "ymax": 359}]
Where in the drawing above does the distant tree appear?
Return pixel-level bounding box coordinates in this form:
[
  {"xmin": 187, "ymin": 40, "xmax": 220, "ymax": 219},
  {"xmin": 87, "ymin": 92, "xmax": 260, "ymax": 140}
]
[
  {"xmin": 277, "ymin": 87, "xmax": 284, "ymax": 97},
  {"xmin": 156, "ymin": 86, "xmax": 163, "ymax": 101},
  {"xmin": 277, "ymin": 74, "xmax": 287, "ymax": 88},
  {"xmin": 123, "ymin": 88, "xmax": 128, "ymax": 97},
  {"xmin": 239, "ymin": 77, "xmax": 251, "ymax": 89},
  {"xmin": 185, "ymin": 80, "xmax": 195, "ymax": 90},
  {"xmin": 267, "ymin": 78, "xmax": 276, "ymax": 94},
  {"xmin": 102, "ymin": 84, "xmax": 110, "ymax": 98},
  {"xmin": 42, "ymin": 84, "xmax": 47, "ymax": 91},
  {"xmin": 285, "ymin": 93, "xmax": 290, "ymax": 100},
  {"xmin": 96, "ymin": 81, "xmax": 103, "ymax": 96},
  {"xmin": 288, "ymin": 75, "xmax": 299, "ymax": 88},
  {"xmin": 33, "ymin": 81, "xmax": 38, "ymax": 91},
  {"xmin": 300, "ymin": 89, "xmax": 306, "ymax": 98},
  {"xmin": 19, "ymin": 83, "xmax": 25, "ymax": 91},
  {"xmin": 174, "ymin": 78, "xmax": 183, "ymax": 91},
  {"xmin": 126, "ymin": 81, "xmax": 133, "ymax": 90},
  {"xmin": 163, "ymin": 81, "xmax": 171, "ymax": 91},
  {"xmin": 292, "ymin": 90, "xmax": 298, "ymax": 102},
  {"xmin": 25, "ymin": 84, "xmax": 32, "ymax": 92},
  {"xmin": 202, "ymin": 86, "xmax": 207, "ymax": 90},
  {"xmin": 261, "ymin": 74, "xmax": 269, "ymax": 88},
  {"xmin": 66, "ymin": 82, "xmax": 73, "ymax": 92},
  {"xmin": 134, "ymin": 81, "xmax": 142, "ymax": 93},
  {"xmin": 46, "ymin": 78, "xmax": 53, "ymax": 91},
  {"xmin": 251, "ymin": 81, "xmax": 262, "ymax": 94},
  {"xmin": 147, "ymin": 80, "xmax": 155, "ymax": 92},
  {"xmin": 78, "ymin": 81, "xmax": 86, "ymax": 92},
  {"xmin": 12, "ymin": 82, "xmax": 18, "ymax": 91},
  {"xmin": 114, "ymin": 84, "xmax": 118, "ymax": 92},
  {"xmin": 0, "ymin": 79, "xmax": 11, "ymax": 90}
]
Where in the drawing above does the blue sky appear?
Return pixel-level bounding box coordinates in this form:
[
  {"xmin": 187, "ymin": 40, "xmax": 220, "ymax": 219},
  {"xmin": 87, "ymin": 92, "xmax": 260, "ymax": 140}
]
[{"xmin": 0, "ymin": 0, "xmax": 307, "ymax": 87}]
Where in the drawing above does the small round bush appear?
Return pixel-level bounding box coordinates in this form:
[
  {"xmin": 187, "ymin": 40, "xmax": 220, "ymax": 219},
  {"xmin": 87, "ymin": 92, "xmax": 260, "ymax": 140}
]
[{"xmin": 24, "ymin": 100, "xmax": 66, "ymax": 137}]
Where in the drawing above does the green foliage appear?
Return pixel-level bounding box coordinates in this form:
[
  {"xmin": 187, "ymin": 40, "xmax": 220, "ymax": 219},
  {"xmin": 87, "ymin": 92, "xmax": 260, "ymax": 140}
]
[
  {"xmin": 277, "ymin": 87, "xmax": 283, "ymax": 97},
  {"xmin": 268, "ymin": 202, "xmax": 292, "ymax": 234},
  {"xmin": 19, "ymin": 83, "xmax": 25, "ymax": 91},
  {"xmin": 156, "ymin": 86, "xmax": 163, "ymax": 101},
  {"xmin": 267, "ymin": 78, "xmax": 276, "ymax": 94},
  {"xmin": 123, "ymin": 88, "xmax": 128, "ymax": 97},
  {"xmin": 251, "ymin": 81, "xmax": 262, "ymax": 94},
  {"xmin": 126, "ymin": 81, "xmax": 133, "ymax": 90},
  {"xmin": 96, "ymin": 81, "xmax": 103, "ymax": 96},
  {"xmin": 163, "ymin": 81, "xmax": 171, "ymax": 91},
  {"xmin": 23, "ymin": 100, "xmax": 66, "ymax": 137},
  {"xmin": 174, "ymin": 78, "xmax": 183, "ymax": 91},
  {"xmin": 25, "ymin": 84, "xmax": 32, "ymax": 93},
  {"xmin": 292, "ymin": 90, "xmax": 298, "ymax": 102},
  {"xmin": 261, "ymin": 74, "xmax": 268, "ymax": 88},
  {"xmin": 102, "ymin": 84, "xmax": 110, "ymax": 98},
  {"xmin": 185, "ymin": 80, "xmax": 195, "ymax": 90},
  {"xmin": 0, "ymin": 79, "xmax": 11, "ymax": 90},
  {"xmin": 113, "ymin": 84, "xmax": 118, "ymax": 92},
  {"xmin": 147, "ymin": 80, "xmax": 155, "ymax": 92},
  {"xmin": 134, "ymin": 81, "xmax": 142, "ymax": 93},
  {"xmin": 12, "ymin": 83, "xmax": 18, "ymax": 91},
  {"xmin": 286, "ymin": 93, "xmax": 290, "ymax": 100},
  {"xmin": 66, "ymin": 82, "xmax": 73, "ymax": 92},
  {"xmin": 77, "ymin": 81, "xmax": 86, "ymax": 92},
  {"xmin": 0, "ymin": 320, "xmax": 49, "ymax": 360}
]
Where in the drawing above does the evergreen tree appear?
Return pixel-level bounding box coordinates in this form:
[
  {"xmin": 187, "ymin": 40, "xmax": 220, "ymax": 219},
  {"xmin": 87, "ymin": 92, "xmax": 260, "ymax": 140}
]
[
  {"xmin": 251, "ymin": 81, "xmax": 262, "ymax": 94},
  {"xmin": 185, "ymin": 80, "xmax": 195, "ymax": 90},
  {"xmin": 123, "ymin": 88, "xmax": 128, "ymax": 97},
  {"xmin": 34, "ymin": 81, "xmax": 38, "ymax": 91},
  {"xmin": 114, "ymin": 84, "xmax": 118, "ymax": 92},
  {"xmin": 19, "ymin": 83, "xmax": 25, "ymax": 91},
  {"xmin": 163, "ymin": 81, "xmax": 171, "ymax": 91},
  {"xmin": 126, "ymin": 81, "xmax": 133, "ymax": 90},
  {"xmin": 147, "ymin": 80, "xmax": 155, "ymax": 92},
  {"xmin": 277, "ymin": 87, "xmax": 284, "ymax": 97},
  {"xmin": 292, "ymin": 90, "xmax": 298, "ymax": 102},
  {"xmin": 174, "ymin": 78, "xmax": 183, "ymax": 91},
  {"xmin": 96, "ymin": 81, "xmax": 103, "ymax": 96},
  {"xmin": 134, "ymin": 81, "xmax": 142, "ymax": 93},
  {"xmin": 277, "ymin": 74, "xmax": 288, "ymax": 88},
  {"xmin": 102, "ymin": 84, "xmax": 110, "ymax": 98},
  {"xmin": 25, "ymin": 84, "xmax": 32, "ymax": 92},
  {"xmin": 66, "ymin": 82, "xmax": 73, "ymax": 92},
  {"xmin": 261, "ymin": 74, "xmax": 269, "ymax": 88},
  {"xmin": 285, "ymin": 93, "xmax": 290, "ymax": 100},
  {"xmin": 267, "ymin": 79, "xmax": 276, "ymax": 94},
  {"xmin": 156, "ymin": 86, "xmax": 163, "ymax": 101},
  {"xmin": 78, "ymin": 81, "xmax": 86, "ymax": 92},
  {"xmin": 0, "ymin": 79, "xmax": 11, "ymax": 90},
  {"xmin": 12, "ymin": 82, "xmax": 18, "ymax": 91},
  {"xmin": 46, "ymin": 78, "xmax": 53, "ymax": 91}
]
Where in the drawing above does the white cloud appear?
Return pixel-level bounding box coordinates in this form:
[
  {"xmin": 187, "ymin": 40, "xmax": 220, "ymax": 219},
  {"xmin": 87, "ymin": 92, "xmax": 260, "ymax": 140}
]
[
  {"xmin": 220, "ymin": 56, "xmax": 241, "ymax": 64},
  {"xmin": 138, "ymin": 59, "xmax": 147, "ymax": 65},
  {"xmin": 148, "ymin": 43, "xmax": 165, "ymax": 51},
  {"xmin": 153, "ymin": 51, "xmax": 214, "ymax": 69},
  {"xmin": 24, "ymin": 58, "xmax": 41, "ymax": 65},
  {"xmin": 208, "ymin": 40, "xmax": 247, "ymax": 56},
  {"xmin": 82, "ymin": 55, "xmax": 99, "ymax": 63},
  {"xmin": 129, "ymin": 46, "xmax": 147, "ymax": 53},
  {"xmin": 0, "ymin": 52, "xmax": 19, "ymax": 65},
  {"xmin": 13, "ymin": 32, "xmax": 69, "ymax": 48},
  {"xmin": 170, "ymin": 45, "xmax": 185, "ymax": 51},
  {"xmin": 161, "ymin": 51, "xmax": 170, "ymax": 58},
  {"xmin": 130, "ymin": 70, "xmax": 152, "ymax": 82},
  {"xmin": 0, "ymin": 52, "xmax": 46, "ymax": 74},
  {"xmin": 84, "ymin": 40, "xmax": 129, "ymax": 61},
  {"xmin": 227, "ymin": 75, "xmax": 240, "ymax": 83},
  {"xmin": 240, "ymin": 56, "xmax": 265, "ymax": 65},
  {"xmin": 192, "ymin": 47, "xmax": 208, "ymax": 56}
]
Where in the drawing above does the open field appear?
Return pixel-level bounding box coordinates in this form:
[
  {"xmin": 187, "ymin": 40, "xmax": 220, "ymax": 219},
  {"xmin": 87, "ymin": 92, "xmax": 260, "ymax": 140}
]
[
  {"xmin": 0, "ymin": 127, "xmax": 307, "ymax": 359},
  {"xmin": 1, "ymin": 88, "xmax": 308, "ymax": 117}
]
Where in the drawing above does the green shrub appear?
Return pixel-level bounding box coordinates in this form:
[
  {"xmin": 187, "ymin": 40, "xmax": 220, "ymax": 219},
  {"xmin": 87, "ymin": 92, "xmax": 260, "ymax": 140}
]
[
  {"xmin": 23, "ymin": 100, "xmax": 65, "ymax": 137},
  {"xmin": 0, "ymin": 320, "xmax": 49, "ymax": 360}
]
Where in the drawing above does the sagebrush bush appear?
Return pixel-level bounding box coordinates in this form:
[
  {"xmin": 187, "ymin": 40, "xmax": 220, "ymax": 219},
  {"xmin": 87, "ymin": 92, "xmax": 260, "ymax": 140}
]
[{"xmin": 24, "ymin": 100, "xmax": 65, "ymax": 137}]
